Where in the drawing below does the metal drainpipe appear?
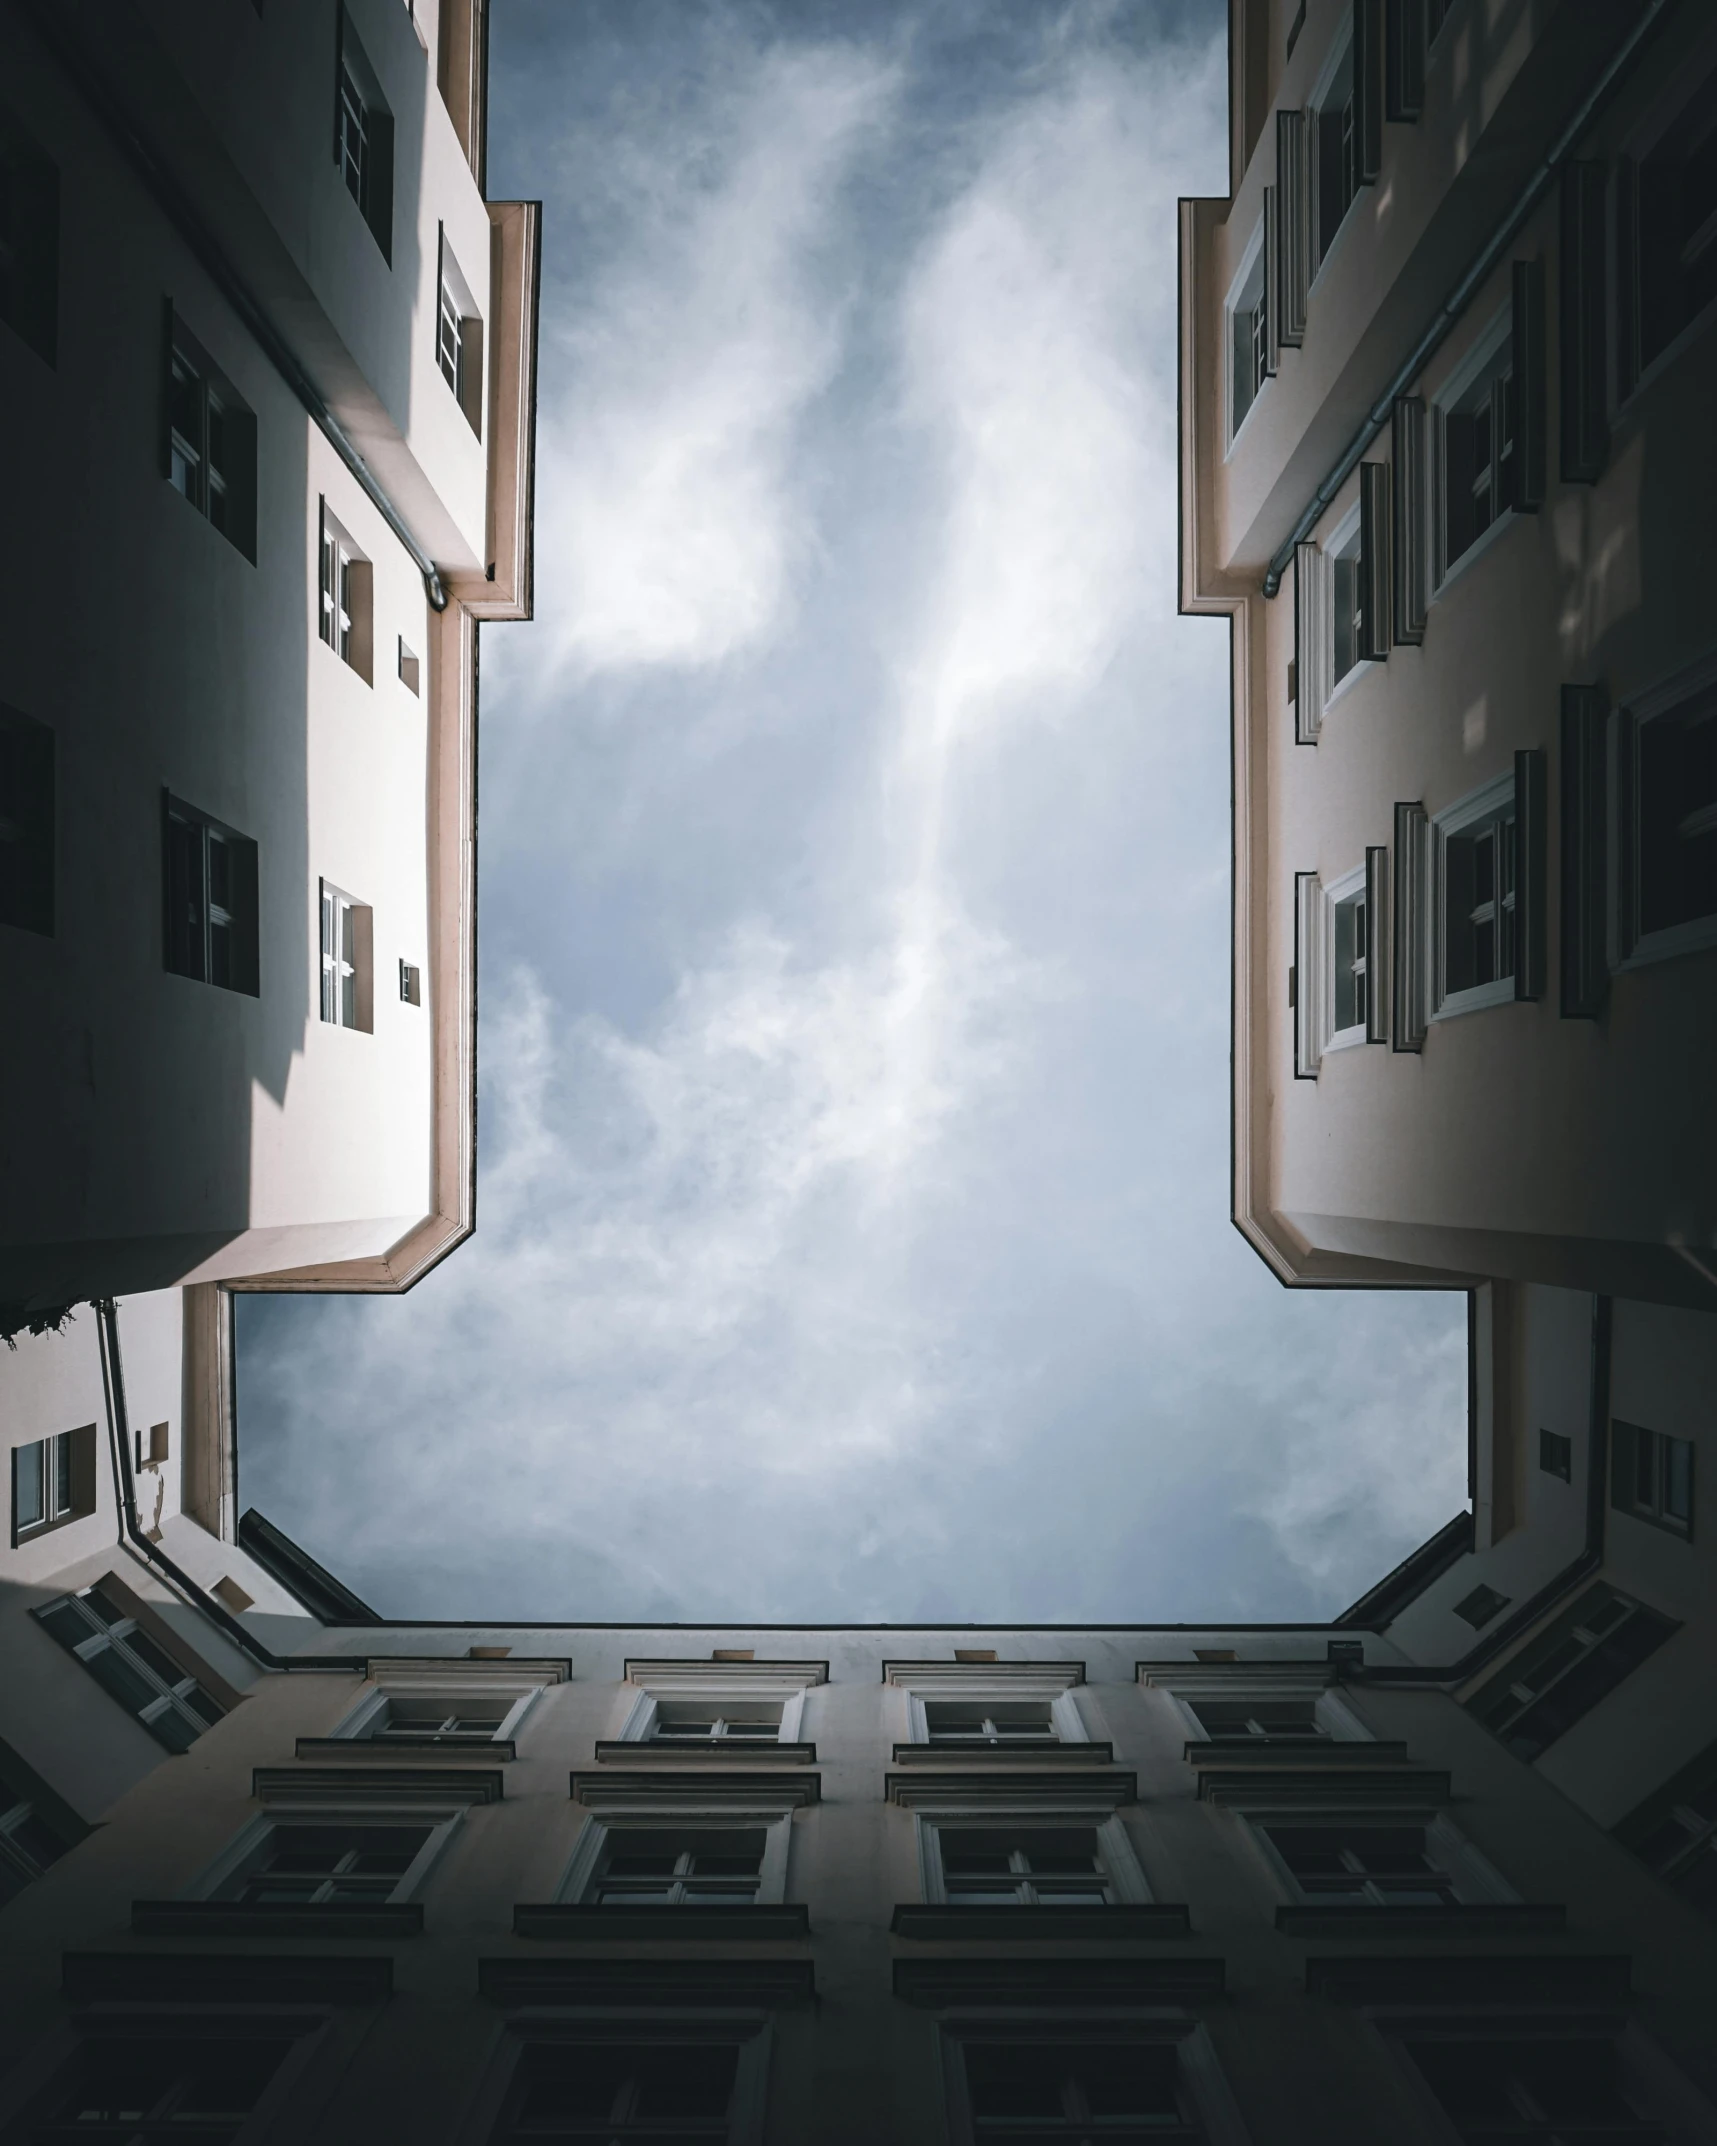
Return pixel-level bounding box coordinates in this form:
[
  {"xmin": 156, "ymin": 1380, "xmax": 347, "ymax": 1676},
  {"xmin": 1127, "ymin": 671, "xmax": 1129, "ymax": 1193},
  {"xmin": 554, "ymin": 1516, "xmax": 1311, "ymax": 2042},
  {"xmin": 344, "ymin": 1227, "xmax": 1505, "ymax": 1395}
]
[
  {"xmin": 95, "ymin": 1299, "xmax": 362, "ymax": 1678},
  {"xmin": 21, "ymin": 2, "xmax": 450, "ymax": 614},
  {"xmin": 1342, "ymin": 1293, "xmax": 1613, "ymax": 1690},
  {"xmin": 1260, "ymin": 0, "xmax": 1673, "ymax": 598}
]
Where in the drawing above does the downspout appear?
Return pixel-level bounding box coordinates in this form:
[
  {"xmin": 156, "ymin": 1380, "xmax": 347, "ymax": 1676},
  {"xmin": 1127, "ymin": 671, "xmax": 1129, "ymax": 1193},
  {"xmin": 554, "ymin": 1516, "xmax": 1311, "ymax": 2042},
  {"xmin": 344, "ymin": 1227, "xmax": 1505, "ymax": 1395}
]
[
  {"xmin": 95, "ymin": 1300, "xmax": 362, "ymax": 1677},
  {"xmin": 1343, "ymin": 1294, "xmax": 1612, "ymax": 1689},
  {"xmin": 1261, "ymin": 0, "xmax": 1673, "ymax": 597},
  {"xmin": 20, "ymin": 2, "xmax": 449, "ymax": 613}
]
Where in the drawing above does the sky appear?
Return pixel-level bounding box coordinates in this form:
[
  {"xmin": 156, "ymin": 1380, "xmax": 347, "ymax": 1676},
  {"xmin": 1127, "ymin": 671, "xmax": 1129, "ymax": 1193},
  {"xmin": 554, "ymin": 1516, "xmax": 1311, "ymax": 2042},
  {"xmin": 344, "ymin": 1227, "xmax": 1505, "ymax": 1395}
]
[{"xmin": 238, "ymin": 0, "xmax": 1470, "ymax": 1624}]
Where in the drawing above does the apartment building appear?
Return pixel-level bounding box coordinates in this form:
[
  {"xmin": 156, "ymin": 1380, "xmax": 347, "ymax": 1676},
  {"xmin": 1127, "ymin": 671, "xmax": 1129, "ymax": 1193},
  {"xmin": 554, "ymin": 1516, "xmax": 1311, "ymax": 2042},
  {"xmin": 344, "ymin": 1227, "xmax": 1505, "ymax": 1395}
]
[
  {"xmin": 0, "ymin": 1278, "xmax": 1714, "ymax": 2140},
  {"xmin": 0, "ymin": 0, "xmax": 539, "ymax": 1331}
]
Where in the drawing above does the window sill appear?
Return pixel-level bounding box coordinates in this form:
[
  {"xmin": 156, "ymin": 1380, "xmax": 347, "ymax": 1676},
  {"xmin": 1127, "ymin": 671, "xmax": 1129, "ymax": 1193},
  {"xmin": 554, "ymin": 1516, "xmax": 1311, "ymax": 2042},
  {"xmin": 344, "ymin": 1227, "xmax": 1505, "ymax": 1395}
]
[
  {"xmin": 891, "ymin": 1903, "xmax": 1190, "ymax": 1942},
  {"xmin": 1611, "ymin": 1504, "xmax": 1693, "ymax": 1544},
  {"xmin": 1275, "ymin": 1901, "xmax": 1563, "ymax": 1937},
  {"xmin": 1322, "ymin": 655, "xmax": 1378, "ymax": 715},
  {"xmin": 10, "ymin": 1505, "xmax": 97, "ymax": 1550},
  {"xmin": 1183, "ymin": 1739, "xmax": 1408, "ymax": 1767},
  {"xmin": 294, "ymin": 1735, "xmax": 516, "ymax": 1761},
  {"xmin": 1430, "ymin": 977, "xmax": 1517, "ymax": 1023},
  {"xmin": 890, "ymin": 1740, "xmax": 1113, "ymax": 1767},
  {"xmin": 515, "ymin": 1902, "xmax": 807, "ymax": 1942},
  {"xmin": 591, "ymin": 1740, "xmax": 817, "ymax": 1766},
  {"xmin": 1319, "ymin": 1023, "xmax": 1368, "ymax": 1057},
  {"xmin": 479, "ymin": 1955, "xmax": 816, "ymax": 2010},
  {"xmin": 1432, "ymin": 504, "xmax": 1516, "ymax": 606},
  {"xmin": 132, "ymin": 1898, "xmax": 423, "ymax": 1939},
  {"xmin": 1617, "ymin": 914, "xmax": 1717, "ymax": 974},
  {"xmin": 1224, "ymin": 382, "xmax": 1270, "ymax": 463}
]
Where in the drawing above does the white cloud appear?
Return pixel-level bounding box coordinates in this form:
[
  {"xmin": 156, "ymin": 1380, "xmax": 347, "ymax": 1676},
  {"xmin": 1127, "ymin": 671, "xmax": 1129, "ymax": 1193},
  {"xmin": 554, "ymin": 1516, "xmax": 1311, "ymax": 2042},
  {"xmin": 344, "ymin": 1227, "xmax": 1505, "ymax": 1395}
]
[{"xmin": 537, "ymin": 43, "xmax": 896, "ymax": 677}]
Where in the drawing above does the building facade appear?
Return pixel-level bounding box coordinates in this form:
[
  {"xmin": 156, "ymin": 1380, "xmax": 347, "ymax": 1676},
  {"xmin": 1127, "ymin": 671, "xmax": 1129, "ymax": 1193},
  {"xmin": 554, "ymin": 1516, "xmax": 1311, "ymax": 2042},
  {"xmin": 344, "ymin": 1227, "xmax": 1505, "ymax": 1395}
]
[{"xmin": 0, "ymin": 0, "xmax": 538, "ymax": 1329}]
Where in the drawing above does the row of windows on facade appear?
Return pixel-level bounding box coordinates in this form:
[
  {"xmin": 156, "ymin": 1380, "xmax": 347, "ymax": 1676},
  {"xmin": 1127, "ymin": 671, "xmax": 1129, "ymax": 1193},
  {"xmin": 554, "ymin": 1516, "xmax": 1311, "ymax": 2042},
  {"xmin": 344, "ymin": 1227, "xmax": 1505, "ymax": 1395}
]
[
  {"xmin": 0, "ymin": 7, "xmax": 488, "ymax": 419},
  {"xmin": 1291, "ymin": 650, "xmax": 1717, "ymax": 1072},
  {"xmin": 1228, "ymin": 9, "xmax": 1716, "ymax": 449},
  {"xmin": 6, "ymin": 2014, "xmax": 1688, "ymax": 2146},
  {"xmin": 0, "ymin": 750, "xmax": 422, "ymax": 1017}
]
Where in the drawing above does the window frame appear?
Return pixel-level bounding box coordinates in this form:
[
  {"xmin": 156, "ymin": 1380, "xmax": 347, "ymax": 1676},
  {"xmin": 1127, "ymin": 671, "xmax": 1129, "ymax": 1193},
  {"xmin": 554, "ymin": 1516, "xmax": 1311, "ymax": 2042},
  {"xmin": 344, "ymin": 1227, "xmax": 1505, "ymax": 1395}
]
[
  {"xmin": 333, "ymin": 8, "xmax": 394, "ymax": 263},
  {"xmin": 1427, "ymin": 770, "xmax": 1518, "ymax": 1022},
  {"xmin": 1384, "ymin": 2016, "xmax": 1705, "ymax": 2146},
  {"xmin": 1614, "ymin": 35, "xmax": 1717, "ymax": 409},
  {"xmin": 7, "ymin": 2023, "xmax": 325, "ymax": 2146},
  {"xmin": 1610, "ymin": 1420, "xmax": 1695, "ymax": 1541},
  {"xmin": 1609, "ymin": 649, "xmax": 1717, "ymax": 974},
  {"xmin": 326, "ymin": 1658, "xmax": 563, "ymax": 1750},
  {"xmin": 1430, "ymin": 305, "xmax": 1515, "ymax": 597},
  {"xmin": 162, "ymin": 792, "xmax": 260, "ymax": 997},
  {"xmin": 1464, "ymin": 1581, "xmax": 1678, "ymax": 1762},
  {"xmin": 938, "ymin": 2016, "xmax": 1250, "ymax": 2146},
  {"xmin": 615, "ymin": 1665, "xmax": 821, "ymax": 1748},
  {"xmin": 190, "ymin": 1806, "xmax": 461, "ymax": 1908},
  {"xmin": 917, "ymin": 1808, "xmax": 1151, "ymax": 1909},
  {"xmin": 557, "ymin": 1806, "xmax": 795, "ymax": 1909},
  {"xmin": 888, "ymin": 1662, "xmax": 1091, "ymax": 1751},
  {"xmin": 319, "ymin": 879, "xmax": 374, "ymax": 1033},
  {"xmin": 1224, "ymin": 216, "xmax": 1269, "ymax": 450},
  {"xmin": 1158, "ymin": 1676, "xmax": 1375, "ymax": 1749},
  {"xmin": 10, "ymin": 1423, "xmax": 96, "ymax": 1546},
  {"xmin": 32, "ymin": 1583, "xmax": 227, "ymax": 1752},
  {"xmin": 317, "ymin": 499, "xmax": 373, "ymax": 682},
  {"xmin": 1247, "ymin": 1807, "xmax": 1515, "ymax": 1911},
  {"xmin": 162, "ymin": 307, "xmax": 257, "ymax": 562},
  {"xmin": 0, "ymin": 102, "xmax": 60, "ymax": 368},
  {"xmin": 468, "ymin": 2016, "xmax": 772, "ymax": 2146},
  {"xmin": 436, "ymin": 224, "xmax": 485, "ymax": 436},
  {"xmin": 1309, "ymin": 24, "xmax": 1360, "ymax": 280}
]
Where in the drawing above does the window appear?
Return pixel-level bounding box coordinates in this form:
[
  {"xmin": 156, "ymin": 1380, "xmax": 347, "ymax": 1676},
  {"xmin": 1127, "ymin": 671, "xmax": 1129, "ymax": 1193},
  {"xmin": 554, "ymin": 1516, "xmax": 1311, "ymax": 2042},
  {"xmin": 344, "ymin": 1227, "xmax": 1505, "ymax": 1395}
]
[
  {"xmin": 164, "ymin": 312, "xmax": 257, "ymax": 562},
  {"xmin": 399, "ymin": 958, "xmax": 422, "ymax": 1005},
  {"xmin": 0, "ymin": 702, "xmax": 53, "ymax": 937},
  {"xmin": 1540, "ymin": 1428, "xmax": 1573, "ymax": 1482},
  {"xmin": 1618, "ymin": 1744, "xmax": 1717, "ymax": 1921},
  {"xmin": 1331, "ymin": 872, "xmax": 1368, "ymax": 1037},
  {"xmin": 0, "ymin": 103, "xmax": 59, "ymax": 366},
  {"xmin": 1226, "ymin": 223, "xmax": 1268, "ymax": 442},
  {"xmin": 1434, "ymin": 311, "xmax": 1519, "ymax": 581},
  {"xmin": 1329, "ymin": 516, "xmax": 1364, "ymax": 688},
  {"xmin": 334, "ymin": 10, "xmax": 393, "ymax": 261},
  {"xmin": 217, "ymin": 1821, "xmax": 434, "ymax": 1904},
  {"xmin": 1431, "ymin": 773, "xmax": 1515, "ymax": 1018},
  {"xmin": 586, "ymin": 1826, "xmax": 766, "ymax": 1907},
  {"xmin": 0, "ymin": 1788, "xmax": 69, "ymax": 1908},
  {"xmin": 1294, "ymin": 855, "xmax": 1385, "ymax": 1072},
  {"xmin": 1465, "ymin": 1583, "xmax": 1677, "ymax": 1762},
  {"xmin": 33, "ymin": 1584, "xmax": 225, "ymax": 1752},
  {"xmin": 1405, "ymin": 2036, "xmax": 1668, "ymax": 2143},
  {"xmin": 1612, "ymin": 1422, "xmax": 1695, "ymax": 1540},
  {"xmin": 1261, "ymin": 1820, "xmax": 1471, "ymax": 1906},
  {"xmin": 1185, "ymin": 1696, "xmax": 1325, "ymax": 1744},
  {"xmin": 25, "ymin": 2037, "xmax": 296, "ymax": 2144},
  {"xmin": 1453, "ymin": 1584, "xmax": 1510, "ymax": 1631},
  {"xmin": 163, "ymin": 795, "xmax": 260, "ymax": 996},
  {"xmin": 933, "ymin": 1825, "xmax": 1121, "ymax": 1908},
  {"xmin": 1620, "ymin": 56, "xmax": 1717, "ymax": 390},
  {"xmin": 1624, "ymin": 672, "xmax": 1717, "ymax": 960},
  {"xmin": 368, "ymin": 1700, "xmax": 512, "ymax": 1745},
  {"xmin": 437, "ymin": 229, "xmax": 485, "ymax": 435},
  {"xmin": 318, "ymin": 501, "xmax": 373, "ymax": 680},
  {"xmin": 319, "ymin": 881, "xmax": 373, "ymax": 1032},
  {"xmin": 398, "ymin": 635, "xmax": 420, "ymax": 694},
  {"xmin": 493, "ymin": 2042, "xmax": 742, "ymax": 2144},
  {"xmin": 1313, "ymin": 34, "xmax": 1358, "ymax": 265},
  {"xmin": 924, "ymin": 1700, "xmax": 1059, "ymax": 1747},
  {"xmin": 11, "ymin": 1424, "xmax": 96, "ymax": 1544},
  {"xmin": 955, "ymin": 2039, "xmax": 1208, "ymax": 2144},
  {"xmin": 646, "ymin": 1702, "xmax": 782, "ymax": 1746}
]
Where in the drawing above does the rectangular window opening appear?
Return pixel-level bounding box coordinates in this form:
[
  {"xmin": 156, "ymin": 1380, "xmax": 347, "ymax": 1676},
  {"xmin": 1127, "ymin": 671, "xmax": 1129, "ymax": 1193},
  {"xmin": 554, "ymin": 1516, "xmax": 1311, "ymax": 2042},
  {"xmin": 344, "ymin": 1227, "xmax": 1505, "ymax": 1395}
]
[
  {"xmin": 163, "ymin": 310, "xmax": 257, "ymax": 561},
  {"xmin": 335, "ymin": 11, "xmax": 394, "ymax": 262},
  {"xmin": 319, "ymin": 880, "xmax": 374, "ymax": 1033},
  {"xmin": 163, "ymin": 795, "xmax": 259, "ymax": 997}
]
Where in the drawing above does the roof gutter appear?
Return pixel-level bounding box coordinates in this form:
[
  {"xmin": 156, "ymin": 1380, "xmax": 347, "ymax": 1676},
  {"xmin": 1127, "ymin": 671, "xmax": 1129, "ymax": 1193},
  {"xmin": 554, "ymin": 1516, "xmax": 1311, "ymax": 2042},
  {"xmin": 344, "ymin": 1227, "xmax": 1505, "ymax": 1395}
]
[
  {"xmin": 1342, "ymin": 1294, "xmax": 1612, "ymax": 1689},
  {"xmin": 1261, "ymin": 0, "xmax": 1672, "ymax": 598},
  {"xmin": 95, "ymin": 1300, "xmax": 362, "ymax": 1677},
  {"xmin": 23, "ymin": 1, "xmax": 449, "ymax": 612}
]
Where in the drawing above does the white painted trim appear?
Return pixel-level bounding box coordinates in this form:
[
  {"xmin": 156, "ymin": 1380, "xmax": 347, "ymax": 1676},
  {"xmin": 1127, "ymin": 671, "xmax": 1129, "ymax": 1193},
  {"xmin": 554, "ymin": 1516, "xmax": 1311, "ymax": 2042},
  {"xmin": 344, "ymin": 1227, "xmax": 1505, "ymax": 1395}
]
[
  {"xmin": 1224, "ymin": 216, "xmax": 1268, "ymax": 453},
  {"xmin": 915, "ymin": 1809, "xmax": 1151, "ymax": 1906},
  {"xmin": 186, "ymin": 1804, "xmax": 465, "ymax": 1904},
  {"xmin": 615, "ymin": 1679, "xmax": 808, "ymax": 1745},
  {"xmin": 1319, "ymin": 862, "xmax": 1370, "ymax": 1057},
  {"xmin": 1242, "ymin": 1809, "xmax": 1518, "ymax": 1908},
  {"xmin": 1427, "ymin": 769, "xmax": 1518, "ymax": 1024},
  {"xmin": 554, "ymin": 1808, "xmax": 794, "ymax": 1907},
  {"xmin": 1429, "ymin": 303, "xmax": 1514, "ymax": 598}
]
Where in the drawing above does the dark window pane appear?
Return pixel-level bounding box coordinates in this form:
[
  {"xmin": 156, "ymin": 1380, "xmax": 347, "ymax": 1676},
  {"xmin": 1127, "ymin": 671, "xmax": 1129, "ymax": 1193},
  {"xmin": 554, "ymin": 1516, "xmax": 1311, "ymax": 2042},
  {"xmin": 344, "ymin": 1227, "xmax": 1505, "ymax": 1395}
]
[
  {"xmin": 14, "ymin": 1439, "xmax": 44, "ymax": 1528},
  {"xmin": 82, "ymin": 1644, "xmax": 160, "ymax": 1718}
]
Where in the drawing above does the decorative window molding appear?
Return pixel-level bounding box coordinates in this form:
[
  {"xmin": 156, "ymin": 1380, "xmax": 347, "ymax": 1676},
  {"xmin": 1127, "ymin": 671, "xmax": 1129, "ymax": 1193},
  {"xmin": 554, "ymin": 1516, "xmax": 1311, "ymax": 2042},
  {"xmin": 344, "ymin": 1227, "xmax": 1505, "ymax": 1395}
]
[
  {"xmin": 10, "ymin": 1424, "xmax": 96, "ymax": 1546},
  {"xmin": 1426, "ymin": 770, "xmax": 1522, "ymax": 1023},
  {"xmin": 1391, "ymin": 800, "xmax": 1428, "ymax": 1049},
  {"xmin": 163, "ymin": 793, "xmax": 260, "ymax": 996},
  {"xmin": 1246, "ymin": 1808, "xmax": 1517, "ymax": 1913},
  {"xmin": 1609, "ymin": 649, "xmax": 1717, "ymax": 974},
  {"xmin": 556, "ymin": 1805, "xmax": 794, "ymax": 1910},
  {"xmin": 614, "ymin": 1661, "xmax": 823, "ymax": 1750},
  {"xmin": 1143, "ymin": 1667, "xmax": 1374, "ymax": 1749},
  {"xmin": 0, "ymin": 700, "xmax": 54, "ymax": 938},
  {"xmin": 184, "ymin": 1769, "xmax": 492, "ymax": 1906},
  {"xmin": 1275, "ymin": 109, "xmax": 1309, "ymax": 348},
  {"xmin": 1431, "ymin": 304, "xmax": 1520, "ymax": 595},
  {"xmin": 1560, "ymin": 161, "xmax": 1609, "ymax": 482},
  {"xmin": 309, "ymin": 1658, "xmax": 564, "ymax": 1756},
  {"xmin": 1225, "ymin": 217, "xmax": 1270, "ymax": 449},
  {"xmin": 464, "ymin": 2016, "xmax": 772, "ymax": 2146},
  {"xmin": 1387, "ymin": 2020, "xmax": 1710, "ymax": 2146},
  {"xmin": 1561, "ymin": 684, "xmax": 1609, "ymax": 1017},
  {"xmin": 916, "ymin": 1805, "xmax": 1152, "ymax": 1910},
  {"xmin": 939, "ymin": 2017, "xmax": 1251, "ymax": 2146},
  {"xmin": 886, "ymin": 1662, "xmax": 1090, "ymax": 1753},
  {"xmin": 1391, "ymin": 396, "xmax": 1427, "ymax": 644},
  {"xmin": 571, "ymin": 1771, "xmax": 820, "ymax": 1815},
  {"xmin": 1615, "ymin": 41, "xmax": 1717, "ymax": 406}
]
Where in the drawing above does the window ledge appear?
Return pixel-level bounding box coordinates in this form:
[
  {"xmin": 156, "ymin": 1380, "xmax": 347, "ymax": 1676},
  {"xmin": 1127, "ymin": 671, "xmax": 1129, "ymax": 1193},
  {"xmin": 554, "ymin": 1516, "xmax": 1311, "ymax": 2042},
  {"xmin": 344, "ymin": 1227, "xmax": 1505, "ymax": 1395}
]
[
  {"xmin": 131, "ymin": 1899, "xmax": 423, "ymax": 1939},
  {"xmin": 890, "ymin": 1741, "xmax": 1114, "ymax": 1767},
  {"xmin": 1432, "ymin": 505, "xmax": 1516, "ymax": 605},
  {"xmin": 514, "ymin": 1902, "xmax": 809, "ymax": 1943},
  {"xmin": 1430, "ymin": 976, "xmax": 1516, "ymax": 1023},
  {"xmin": 1183, "ymin": 1739, "xmax": 1409, "ymax": 1767},
  {"xmin": 1196, "ymin": 1765, "xmax": 1451, "ymax": 1807},
  {"xmin": 891, "ymin": 1903, "xmax": 1190, "ymax": 1942},
  {"xmin": 591, "ymin": 1740, "xmax": 817, "ymax": 1767},
  {"xmin": 1617, "ymin": 915, "xmax": 1717, "ymax": 974},
  {"xmin": 1275, "ymin": 1902, "xmax": 1563, "ymax": 1938},
  {"xmin": 293, "ymin": 1736, "xmax": 516, "ymax": 1762},
  {"xmin": 1322, "ymin": 656, "xmax": 1378, "ymax": 715}
]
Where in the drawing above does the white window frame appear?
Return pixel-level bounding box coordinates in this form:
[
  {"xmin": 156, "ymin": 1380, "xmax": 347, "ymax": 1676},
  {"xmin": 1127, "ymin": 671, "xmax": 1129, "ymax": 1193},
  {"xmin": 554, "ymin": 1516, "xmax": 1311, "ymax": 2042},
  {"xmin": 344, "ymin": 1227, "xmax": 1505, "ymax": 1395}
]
[
  {"xmin": 328, "ymin": 1657, "xmax": 564, "ymax": 1748},
  {"xmin": 1322, "ymin": 862, "xmax": 1370, "ymax": 1057},
  {"xmin": 318, "ymin": 509, "xmax": 357, "ymax": 661},
  {"xmin": 1224, "ymin": 217, "xmax": 1268, "ymax": 452},
  {"xmin": 437, "ymin": 225, "xmax": 484, "ymax": 436},
  {"xmin": 1308, "ymin": 23, "xmax": 1359, "ymax": 287},
  {"xmin": 886, "ymin": 1661, "xmax": 1089, "ymax": 1749},
  {"xmin": 556, "ymin": 1800, "xmax": 796, "ymax": 1908},
  {"xmin": 1324, "ymin": 503, "xmax": 1369, "ymax": 705},
  {"xmin": 939, "ymin": 2016, "xmax": 1253, "ymax": 2146},
  {"xmin": 1430, "ymin": 305, "xmax": 1515, "ymax": 598},
  {"xmin": 1427, "ymin": 770, "xmax": 1518, "ymax": 1023},
  {"xmin": 32, "ymin": 1586, "xmax": 224, "ymax": 1751},
  {"xmin": 615, "ymin": 1662, "xmax": 822, "ymax": 1747},
  {"xmin": 187, "ymin": 1801, "xmax": 463, "ymax": 1906},
  {"xmin": 1144, "ymin": 1668, "xmax": 1374, "ymax": 1747},
  {"xmin": 1245, "ymin": 1808, "xmax": 1516, "ymax": 1910},
  {"xmin": 1610, "ymin": 647, "xmax": 1717, "ymax": 974},
  {"xmin": 916, "ymin": 1805, "xmax": 1151, "ymax": 1908},
  {"xmin": 11, "ymin": 1431, "xmax": 75, "ymax": 1540}
]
